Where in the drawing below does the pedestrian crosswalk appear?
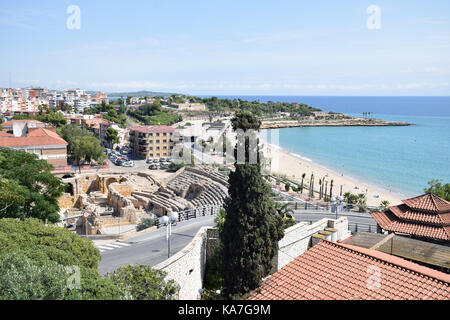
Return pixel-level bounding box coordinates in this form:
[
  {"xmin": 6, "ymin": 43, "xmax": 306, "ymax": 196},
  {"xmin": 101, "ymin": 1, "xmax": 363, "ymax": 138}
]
[{"xmin": 95, "ymin": 241, "xmax": 132, "ymax": 253}]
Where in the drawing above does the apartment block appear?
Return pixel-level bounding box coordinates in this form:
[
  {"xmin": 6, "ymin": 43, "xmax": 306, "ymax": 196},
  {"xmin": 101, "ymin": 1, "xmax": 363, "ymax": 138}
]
[{"xmin": 129, "ymin": 125, "xmax": 181, "ymax": 159}]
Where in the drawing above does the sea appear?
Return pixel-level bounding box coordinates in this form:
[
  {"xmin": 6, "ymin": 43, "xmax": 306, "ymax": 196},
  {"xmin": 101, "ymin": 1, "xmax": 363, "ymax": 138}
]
[{"xmin": 202, "ymin": 96, "xmax": 450, "ymax": 198}]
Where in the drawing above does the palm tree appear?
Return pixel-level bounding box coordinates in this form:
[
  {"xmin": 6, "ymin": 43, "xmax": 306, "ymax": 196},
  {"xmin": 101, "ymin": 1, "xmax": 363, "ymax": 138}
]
[
  {"xmin": 277, "ymin": 203, "xmax": 294, "ymax": 218},
  {"xmin": 319, "ymin": 179, "xmax": 323, "ymax": 199},
  {"xmin": 300, "ymin": 173, "xmax": 306, "ymax": 194},
  {"xmin": 329, "ymin": 180, "xmax": 334, "ymax": 199},
  {"xmin": 357, "ymin": 193, "xmax": 367, "ymax": 212},
  {"xmin": 380, "ymin": 200, "xmax": 390, "ymax": 211}
]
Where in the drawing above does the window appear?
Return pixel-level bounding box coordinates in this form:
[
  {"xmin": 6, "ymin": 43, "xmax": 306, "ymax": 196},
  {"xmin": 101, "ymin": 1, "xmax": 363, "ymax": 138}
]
[
  {"xmin": 163, "ymin": 139, "xmax": 167, "ymax": 143},
  {"xmin": 156, "ymin": 146, "xmax": 160, "ymax": 150},
  {"xmin": 163, "ymin": 132, "xmax": 167, "ymax": 136}
]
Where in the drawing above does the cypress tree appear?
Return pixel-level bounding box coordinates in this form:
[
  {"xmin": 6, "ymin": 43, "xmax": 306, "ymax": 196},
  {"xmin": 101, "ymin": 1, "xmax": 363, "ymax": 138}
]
[{"xmin": 221, "ymin": 111, "xmax": 284, "ymax": 298}]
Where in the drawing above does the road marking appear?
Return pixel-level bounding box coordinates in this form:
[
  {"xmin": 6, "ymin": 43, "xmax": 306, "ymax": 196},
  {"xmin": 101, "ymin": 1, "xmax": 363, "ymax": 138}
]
[
  {"xmin": 97, "ymin": 245, "xmax": 115, "ymax": 250},
  {"xmin": 105, "ymin": 243, "xmax": 124, "ymax": 248}
]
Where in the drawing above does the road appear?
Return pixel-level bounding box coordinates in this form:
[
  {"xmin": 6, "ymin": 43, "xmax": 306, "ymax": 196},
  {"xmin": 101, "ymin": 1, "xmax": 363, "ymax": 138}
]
[
  {"xmin": 97, "ymin": 215, "xmax": 215, "ymax": 275},
  {"xmin": 97, "ymin": 209, "xmax": 377, "ymax": 275}
]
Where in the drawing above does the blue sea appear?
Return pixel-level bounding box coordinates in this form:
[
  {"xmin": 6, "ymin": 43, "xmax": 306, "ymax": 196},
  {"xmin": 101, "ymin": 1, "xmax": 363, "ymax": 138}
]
[{"xmin": 205, "ymin": 96, "xmax": 450, "ymax": 197}]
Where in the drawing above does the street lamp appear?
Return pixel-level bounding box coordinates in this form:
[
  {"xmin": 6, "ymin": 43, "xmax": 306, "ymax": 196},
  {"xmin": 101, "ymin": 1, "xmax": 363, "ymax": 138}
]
[
  {"xmin": 330, "ymin": 196, "xmax": 336, "ymax": 218},
  {"xmin": 160, "ymin": 211, "xmax": 179, "ymax": 259}
]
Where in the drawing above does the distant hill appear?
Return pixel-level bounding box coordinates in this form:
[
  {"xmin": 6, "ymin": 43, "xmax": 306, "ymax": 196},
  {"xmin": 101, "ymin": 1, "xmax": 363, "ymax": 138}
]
[{"xmin": 105, "ymin": 90, "xmax": 180, "ymax": 98}]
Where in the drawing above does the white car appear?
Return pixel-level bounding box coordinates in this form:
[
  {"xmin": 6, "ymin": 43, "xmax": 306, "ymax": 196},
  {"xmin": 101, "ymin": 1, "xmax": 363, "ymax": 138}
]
[{"xmin": 122, "ymin": 161, "xmax": 135, "ymax": 167}]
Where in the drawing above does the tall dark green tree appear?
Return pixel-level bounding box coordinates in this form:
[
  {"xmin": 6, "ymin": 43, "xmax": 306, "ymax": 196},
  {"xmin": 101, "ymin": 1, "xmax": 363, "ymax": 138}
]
[{"xmin": 221, "ymin": 111, "xmax": 284, "ymax": 298}]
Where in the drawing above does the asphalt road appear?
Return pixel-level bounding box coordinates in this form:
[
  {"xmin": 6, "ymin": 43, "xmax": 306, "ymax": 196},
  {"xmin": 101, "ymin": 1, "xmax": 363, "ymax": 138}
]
[
  {"xmin": 97, "ymin": 210, "xmax": 377, "ymax": 275},
  {"xmin": 97, "ymin": 215, "xmax": 215, "ymax": 275}
]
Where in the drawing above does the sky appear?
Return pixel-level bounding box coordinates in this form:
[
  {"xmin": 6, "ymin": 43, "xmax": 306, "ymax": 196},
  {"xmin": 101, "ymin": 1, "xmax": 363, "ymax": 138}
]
[{"xmin": 0, "ymin": 0, "xmax": 450, "ymax": 96}]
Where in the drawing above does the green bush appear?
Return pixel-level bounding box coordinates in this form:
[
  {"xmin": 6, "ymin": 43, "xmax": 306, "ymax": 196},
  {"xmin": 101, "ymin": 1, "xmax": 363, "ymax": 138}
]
[
  {"xmin": 0, "ymin": 252, "xmax": 128, "ymax": 300},
  {"xmin": 108, "ymin": 265, "xmax": 178, "ymax": 300},
  {"xmin": 136, "ymin": 218, "xmax": 157, "ymax": 231},
  {"xmin": 167, "ymin": 162, "xmax": 185, "ymax": 172},
  {"xmin": 0, "ymin": 218, "xmax": 100, "ymax": 269},
  {"xmin": 203, "ymin": 244, "xmax": 223, "ymax": 291}
]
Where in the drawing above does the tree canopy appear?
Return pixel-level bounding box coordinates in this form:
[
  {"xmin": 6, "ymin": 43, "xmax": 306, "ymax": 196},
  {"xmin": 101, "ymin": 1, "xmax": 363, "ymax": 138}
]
[
  {"xmin": 0, "ymin": 218, "xmax": 128, "ymax": 300},
  {"xmin": 108, "ymin": 265, "xmax": 178, "ymax": 300},
  {"xmin": 425, "ymin": 179, "xmax": 450, "ymax": 201},
  {"xmin": 58, "ymin": 125, "xmax": 106, "ymax": 167},
  {"xmin": 105, "ymin": 127, "xmax": 120, "ymax": 147},
  {"xmin": 0, "ymin": 148, "xmax": 65, "ymax": 222}
]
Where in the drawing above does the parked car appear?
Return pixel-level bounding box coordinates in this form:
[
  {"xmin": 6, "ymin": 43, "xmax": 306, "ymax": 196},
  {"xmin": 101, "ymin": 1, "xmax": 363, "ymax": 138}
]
[
  {"xmin": 153, "ymin": 159, "xmax": 159, "ymax": 163},
  {"xmin": 115, "ymin": 159, "xmax": 124, "ymax": 166},
  {"xmin": 122, "ymin": 161, "xmax": 134, "ymax": 167},
  {"xmin": 149, "ymin": 164, "xmax": 160, "ymax": 170},
  {"xmin": 159, "ymin": 157, "xmax": 166, "ymax": 162},
  {"xmin": 160, "ymin": 163, "xmax": 169, "ymax": 169},
  {"xmin": 146, "ymin": 158, "xmax": 153, "ymax": 164}
]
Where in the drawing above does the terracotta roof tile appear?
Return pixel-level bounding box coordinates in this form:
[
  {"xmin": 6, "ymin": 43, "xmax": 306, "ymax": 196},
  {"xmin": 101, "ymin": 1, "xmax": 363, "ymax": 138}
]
[
  {"xmin": 130, "ymin": 125, "xmax": 175, "ymax": 133},
  {"xmin": 0, "ymin": 128, "xmax": 67, "ymax": 147},
  {"xmin": 371, "ymin": 193, "xmax": 450, "ymax": 241},
  {"xmin": 248, "ymin": 240, "xmax": 450, "ymax": 300},
  {"xmin": 402, "ymin": 193, "xmax": 450, "ymax": 214}
]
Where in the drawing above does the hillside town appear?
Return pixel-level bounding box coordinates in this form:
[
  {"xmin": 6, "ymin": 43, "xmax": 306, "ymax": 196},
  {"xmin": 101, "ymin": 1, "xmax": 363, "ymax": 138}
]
[{"xmin": 0, "ymin": 86, "xmax": 448, "ymax": 303}]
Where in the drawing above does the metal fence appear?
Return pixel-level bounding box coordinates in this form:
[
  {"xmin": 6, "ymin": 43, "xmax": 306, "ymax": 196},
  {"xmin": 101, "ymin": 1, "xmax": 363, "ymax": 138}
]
[{"xmin": 155, "ymin": 205, "xmax": 222, "ymax": 228}]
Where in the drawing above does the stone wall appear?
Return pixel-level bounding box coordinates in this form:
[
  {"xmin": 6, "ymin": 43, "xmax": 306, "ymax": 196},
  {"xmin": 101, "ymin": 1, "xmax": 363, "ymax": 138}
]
[
  {"xmin": 58, "ymin": 193, "xmax": 76, "ymax": 209},
  {"xmin": 154, "ymin": 226, "xmax": 209, "ymax": 300},
  {"xmin": 107, "ymin": 182, "xmax": 137, "ymax": 223},
  {"xmin": 277, "ymin": 217, "xmax": 352, "ymax": 270},
  {"xmin": 155, "ymin": 218, "xmax": 351, "ymax": 300}
]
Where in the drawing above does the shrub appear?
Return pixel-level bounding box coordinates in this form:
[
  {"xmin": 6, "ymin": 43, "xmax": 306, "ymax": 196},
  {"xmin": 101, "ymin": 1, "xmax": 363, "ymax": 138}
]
[
  {"xmin": 0, "ymin": 252, "xmax": 127, "ymax": 300},
  {"xmin": 0, "ymin": 218, "xmax": 101, "ymax": 269},
  {"xmin": 136, "ymin": 218, "xmax": 157, "ymax": 231},
  {"xmin": 108, "ymin": 265, "xmax": 178, "ymax": 300}
]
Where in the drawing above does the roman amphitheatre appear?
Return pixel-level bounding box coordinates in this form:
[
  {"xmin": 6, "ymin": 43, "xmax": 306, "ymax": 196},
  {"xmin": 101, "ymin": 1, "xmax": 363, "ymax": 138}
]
[{"xmin": 58, "ymin": 165, "xmax": 229, "ymax": 235}]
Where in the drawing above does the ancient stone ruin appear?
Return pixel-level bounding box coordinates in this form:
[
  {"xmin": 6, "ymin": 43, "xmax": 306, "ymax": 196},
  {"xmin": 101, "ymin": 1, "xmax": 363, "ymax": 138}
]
[{"xmin": 58, "ymin": 166, "xmax": 229, "ymax": 235}]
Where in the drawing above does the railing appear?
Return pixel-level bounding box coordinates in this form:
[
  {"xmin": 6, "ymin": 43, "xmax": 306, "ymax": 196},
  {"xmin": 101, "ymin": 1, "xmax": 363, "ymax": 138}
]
[
  {"xmin": 155, "ymin": 205, "xmax": 222, "ymax": 228},
  {"xmin": 306, "ymin": 220, "xmax": 378, "ymax": 234}
]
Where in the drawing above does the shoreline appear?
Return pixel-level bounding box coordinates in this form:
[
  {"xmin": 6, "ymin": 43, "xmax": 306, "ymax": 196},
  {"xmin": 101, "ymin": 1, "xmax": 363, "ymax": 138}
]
[
  {"xmin": 263, "ymin": 143, "xmax": 405, "ymax": 207},
  {"xmin": 261, "ymin": 120, "xmax": 413, "ymax": 130}
]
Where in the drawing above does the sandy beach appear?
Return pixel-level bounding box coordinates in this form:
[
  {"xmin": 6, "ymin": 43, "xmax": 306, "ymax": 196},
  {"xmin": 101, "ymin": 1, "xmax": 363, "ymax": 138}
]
[{"xmin": 264, "ymin": 143, "xmax": 403, "ymax": 207}]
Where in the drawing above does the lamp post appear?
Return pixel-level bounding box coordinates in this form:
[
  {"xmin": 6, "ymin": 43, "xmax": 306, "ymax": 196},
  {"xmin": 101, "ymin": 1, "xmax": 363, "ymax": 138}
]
[
  {"xmin": 160, "ymin": 211, "xmax": 179, "ymax": 259},
  {"xmin": 331, "ymin": 196, "xmax": 336, "ymax": 217}
]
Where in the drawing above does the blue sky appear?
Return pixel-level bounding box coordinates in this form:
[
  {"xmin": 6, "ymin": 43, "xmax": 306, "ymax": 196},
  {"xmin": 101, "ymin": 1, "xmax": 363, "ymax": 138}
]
[{"xmin": 1, "ymin": 0, "xmax": 449, "ymax": 95}]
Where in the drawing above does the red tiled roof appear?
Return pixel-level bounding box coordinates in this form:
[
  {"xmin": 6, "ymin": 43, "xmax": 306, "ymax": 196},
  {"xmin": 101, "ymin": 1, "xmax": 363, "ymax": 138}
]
[
  {"xmin": 2, "ymin": 119, "xmax": 44, "ymax": 126},
  {"xmin": 371, "ymin": 193, "xmax": 450, "ymax": 241},
  {"xmin": 0, "ymin": 128, "xmax": 68, "ymax": 147},
  {"xmin": 248, "ymin": 240, "xmax": 450, "ymax": 300},
  {"xmin": 372, "ymin": 211, "xmax": 450, "ymax": 241},
  {"xmin": 130, "ymin": 125, "xmax": 175, "ymax": 133},
  {"xmin": 402, "ymin": 193, "xmax": 450, "ymax": 214},
  {"xmin": 0, "ymin": 130, "xmax": 13, "ymax": 137},
  {"xmin": 390, "ymin": 203, "xmax": 448, "ymax": 225}
]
